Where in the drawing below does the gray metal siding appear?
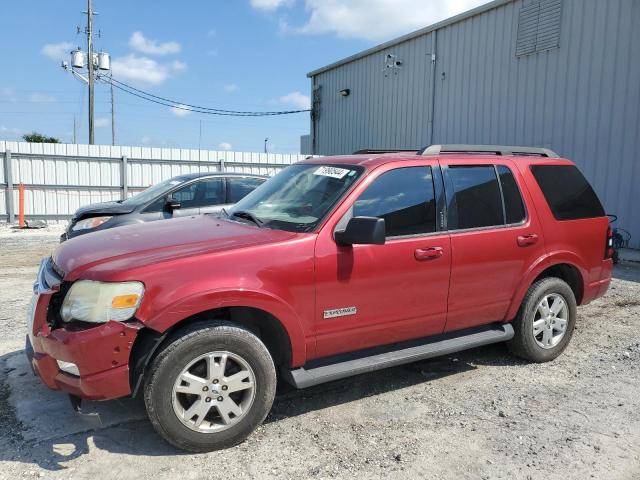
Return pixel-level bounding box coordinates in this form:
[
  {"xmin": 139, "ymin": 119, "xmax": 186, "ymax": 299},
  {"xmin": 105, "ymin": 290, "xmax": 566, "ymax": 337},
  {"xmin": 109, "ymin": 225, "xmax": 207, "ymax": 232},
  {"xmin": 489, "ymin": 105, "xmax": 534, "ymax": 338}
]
[
  {"xmin": 313, "ymin": 33, "xmax": 434, "ymax": 155},
  {"xmin": 310, "ymin": 0, "xmax": 640, "ymax": 248}
]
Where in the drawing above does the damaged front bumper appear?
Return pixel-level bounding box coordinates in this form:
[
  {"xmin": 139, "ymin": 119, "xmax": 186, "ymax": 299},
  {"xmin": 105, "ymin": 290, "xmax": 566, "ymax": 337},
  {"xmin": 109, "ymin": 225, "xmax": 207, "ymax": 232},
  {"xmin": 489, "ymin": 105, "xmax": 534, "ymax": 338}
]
[{"xmin": 26, "ymin": 258, "xmax": 142, "ymax": 402}]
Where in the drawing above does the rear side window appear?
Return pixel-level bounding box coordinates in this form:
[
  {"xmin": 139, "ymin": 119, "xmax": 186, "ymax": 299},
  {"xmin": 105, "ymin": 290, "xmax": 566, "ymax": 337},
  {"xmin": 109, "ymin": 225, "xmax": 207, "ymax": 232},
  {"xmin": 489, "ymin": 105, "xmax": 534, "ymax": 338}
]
[
  {"xmin": 227, "ymin": 177, "xmax": 265, "ymax": 203},
  {"xmin": 497, "ymin": 165, "xmax": 526, "ymax": 224},
  {"xmin": 447, "ymin": 166, "xmax": 503, "ymax": 229},
  {"xmin": 353, "ymin": 166, "xmax": 436, "ymax": 237},
  {"xmin": 531, "ymin": 165, "xmax": 605, "ymax": 220}
]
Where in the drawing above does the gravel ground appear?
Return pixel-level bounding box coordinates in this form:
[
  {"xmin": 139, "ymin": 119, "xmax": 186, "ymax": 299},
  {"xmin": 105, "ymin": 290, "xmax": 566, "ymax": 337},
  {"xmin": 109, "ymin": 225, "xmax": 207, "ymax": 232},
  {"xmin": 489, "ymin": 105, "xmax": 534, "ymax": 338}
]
[{"xmin": 0, "ymin": 228, "xmax": 639, "ymax": 480}]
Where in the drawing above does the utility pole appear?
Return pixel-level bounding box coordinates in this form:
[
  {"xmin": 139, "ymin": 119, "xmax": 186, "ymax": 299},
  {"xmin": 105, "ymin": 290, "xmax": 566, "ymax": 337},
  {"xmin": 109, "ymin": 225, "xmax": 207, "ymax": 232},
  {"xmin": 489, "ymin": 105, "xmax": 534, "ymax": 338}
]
[
  {"xmin": 110, "ymin": 72, "xmax": 115, "ymax": 145},
  {"xmin": 264, "ymin": 137, "xmax": 269, "ymax": 154},
  {"xmin": 87, "ymin": 0, "xmax": 95, "ymax": 144}
]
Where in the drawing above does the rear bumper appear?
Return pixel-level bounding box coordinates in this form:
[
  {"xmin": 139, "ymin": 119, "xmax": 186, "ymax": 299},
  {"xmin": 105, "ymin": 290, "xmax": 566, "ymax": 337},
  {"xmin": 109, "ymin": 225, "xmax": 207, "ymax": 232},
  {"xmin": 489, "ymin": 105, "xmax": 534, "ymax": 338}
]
[{"xmin": 582, "ymin": 260, "xmax": 613, "ymax": 304}]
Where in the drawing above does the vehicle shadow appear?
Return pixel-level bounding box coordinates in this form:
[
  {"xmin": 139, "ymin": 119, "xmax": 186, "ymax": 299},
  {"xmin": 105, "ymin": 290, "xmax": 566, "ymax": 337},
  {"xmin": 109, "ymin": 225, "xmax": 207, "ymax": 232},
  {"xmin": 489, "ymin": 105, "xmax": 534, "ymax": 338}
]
[
  {"xmin": 0, "ymin": 343, "xmax": 522, "ymax": 470},
  {"xmin": 613, "ymin": 262, "xmax": 640, "ymax": 283}
]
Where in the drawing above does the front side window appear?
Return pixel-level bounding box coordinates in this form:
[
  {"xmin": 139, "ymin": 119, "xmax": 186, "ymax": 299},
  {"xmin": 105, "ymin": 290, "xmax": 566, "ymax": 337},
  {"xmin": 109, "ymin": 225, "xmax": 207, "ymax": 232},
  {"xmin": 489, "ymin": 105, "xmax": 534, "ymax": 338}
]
[
  {"xmin": 228, "ymin": 164, "xmax": 363, "ymax": 232},
  {"xmin": 352, "ymin": 166, "xmax": 436, "ymax": 237},
  {"xmin": 197, "ymin": 178, "xmax": 225, "ymax": 206},
  {"xmin": 227, "ymin": 177, "xmax": 265, "ymax": 203},
  {"xmin": 447, "ymin": 166, "xmax": 503, "ymax": 230},
  {"xmin": 171, "ymin": 182, "xmax": 199, "ymax": 208}
]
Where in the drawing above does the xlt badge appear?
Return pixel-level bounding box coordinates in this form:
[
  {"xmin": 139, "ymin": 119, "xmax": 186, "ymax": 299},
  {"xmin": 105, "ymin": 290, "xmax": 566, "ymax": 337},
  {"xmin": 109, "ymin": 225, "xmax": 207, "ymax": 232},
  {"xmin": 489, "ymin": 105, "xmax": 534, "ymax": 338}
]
[{"xmin": 323, "ymin": 306, "xmax": 357, "ymax": 319}]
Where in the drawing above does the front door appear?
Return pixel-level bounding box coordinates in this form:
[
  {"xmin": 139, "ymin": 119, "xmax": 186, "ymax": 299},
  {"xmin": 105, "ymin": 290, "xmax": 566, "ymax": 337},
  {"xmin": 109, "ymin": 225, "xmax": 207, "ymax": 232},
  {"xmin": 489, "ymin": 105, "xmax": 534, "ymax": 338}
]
[{"xmin": 313, "ymin": 163, "xmax": 451, "ymax": 359}]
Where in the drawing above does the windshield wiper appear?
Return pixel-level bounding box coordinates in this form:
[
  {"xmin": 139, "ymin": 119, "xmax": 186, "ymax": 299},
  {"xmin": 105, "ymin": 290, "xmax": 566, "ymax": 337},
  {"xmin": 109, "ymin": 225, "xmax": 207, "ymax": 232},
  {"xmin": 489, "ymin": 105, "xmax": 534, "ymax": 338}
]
[{"xmin": 231, "ymin": 210, "xmax": 263, "ymax": 228}]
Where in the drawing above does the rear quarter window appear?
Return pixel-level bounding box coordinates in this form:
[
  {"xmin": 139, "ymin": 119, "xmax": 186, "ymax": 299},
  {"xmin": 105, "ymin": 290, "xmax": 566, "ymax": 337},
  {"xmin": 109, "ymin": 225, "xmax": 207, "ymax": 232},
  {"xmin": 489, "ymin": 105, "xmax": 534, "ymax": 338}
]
[{"xmin": 530, "ymin": 165, "xmax": 605, "ymax": 220}]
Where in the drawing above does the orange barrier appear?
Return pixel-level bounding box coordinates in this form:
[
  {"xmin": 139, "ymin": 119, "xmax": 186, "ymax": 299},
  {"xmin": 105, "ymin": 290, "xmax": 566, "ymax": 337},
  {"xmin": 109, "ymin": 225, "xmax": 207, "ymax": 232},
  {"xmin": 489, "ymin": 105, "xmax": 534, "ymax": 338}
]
[{"xmin": 18, "ymin": 183, "xmax": 25, "ymax": 228}]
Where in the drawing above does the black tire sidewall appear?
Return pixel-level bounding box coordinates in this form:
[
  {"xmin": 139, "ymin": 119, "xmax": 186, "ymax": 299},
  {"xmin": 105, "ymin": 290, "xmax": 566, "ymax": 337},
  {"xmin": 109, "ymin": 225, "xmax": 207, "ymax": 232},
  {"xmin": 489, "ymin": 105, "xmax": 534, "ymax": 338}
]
[
  {"xmin": 144, "ymin": 324, "xmax": 276, "ymax": 452},
  {"xmin": 513, "ymin": 278, "xmax": 577, "ymax": 362}
]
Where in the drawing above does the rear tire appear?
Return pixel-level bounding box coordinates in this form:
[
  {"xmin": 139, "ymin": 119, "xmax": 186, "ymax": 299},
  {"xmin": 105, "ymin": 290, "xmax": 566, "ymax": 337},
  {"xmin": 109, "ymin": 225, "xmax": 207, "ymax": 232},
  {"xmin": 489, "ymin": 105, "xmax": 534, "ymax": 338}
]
[
  {"xmin": 508, "ymin": 277, "xmax": 577, "ymax": 362},
  {"xmin": 144, "ymin": 321, "xmax": 276, "ymax": 452}
]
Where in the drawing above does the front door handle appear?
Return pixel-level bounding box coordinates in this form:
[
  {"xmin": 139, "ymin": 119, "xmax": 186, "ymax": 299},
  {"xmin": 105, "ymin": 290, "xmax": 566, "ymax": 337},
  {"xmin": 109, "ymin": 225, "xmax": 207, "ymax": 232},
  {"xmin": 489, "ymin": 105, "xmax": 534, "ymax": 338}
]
[
  {"xmin": 517, "ymin": 234, "xmax": 539, "ymax": 247},
  {"xmin": 415, "ymin": 247, "xmax": 444, "ymax": 261}
]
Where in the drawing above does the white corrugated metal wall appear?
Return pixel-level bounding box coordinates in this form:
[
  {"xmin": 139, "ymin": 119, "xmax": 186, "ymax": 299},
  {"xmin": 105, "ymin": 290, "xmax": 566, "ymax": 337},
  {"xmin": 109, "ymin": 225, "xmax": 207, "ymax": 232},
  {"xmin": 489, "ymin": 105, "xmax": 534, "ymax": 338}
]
[
  {"xmin": 0, "ymin": 141, "xmax": 307, "ymax": 221},
  {"xmin": 308, "ymin": 0, "xmax": 640, "ymax": 248}
]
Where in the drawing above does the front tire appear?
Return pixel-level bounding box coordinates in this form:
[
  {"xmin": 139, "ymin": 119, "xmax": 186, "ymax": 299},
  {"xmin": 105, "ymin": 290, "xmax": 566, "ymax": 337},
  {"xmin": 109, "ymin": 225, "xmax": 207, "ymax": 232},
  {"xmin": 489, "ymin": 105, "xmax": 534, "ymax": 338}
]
[
  {"xmin": 144, "ymin": 322, "xmax": 276, "ymax": 452},
  {"xmin": 508, "ymin": 277, "xmax": 577, "ymax": 363}
]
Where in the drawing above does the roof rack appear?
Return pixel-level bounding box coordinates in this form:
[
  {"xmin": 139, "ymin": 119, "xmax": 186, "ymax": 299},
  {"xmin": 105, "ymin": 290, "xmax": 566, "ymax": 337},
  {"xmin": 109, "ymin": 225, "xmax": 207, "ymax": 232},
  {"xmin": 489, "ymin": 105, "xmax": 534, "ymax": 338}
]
[
  {"xmin": 418, "ymin": 144, "xmax": 559, "ymax": 158},
  {"xmin": 353, "ymin": 149, "xmax": 418, "ymax": 155}
]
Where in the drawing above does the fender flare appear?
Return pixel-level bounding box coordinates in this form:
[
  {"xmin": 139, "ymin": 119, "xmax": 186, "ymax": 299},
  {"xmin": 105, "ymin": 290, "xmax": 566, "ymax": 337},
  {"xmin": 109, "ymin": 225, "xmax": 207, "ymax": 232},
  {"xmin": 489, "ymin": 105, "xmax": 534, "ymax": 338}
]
[
  {"xmin": 140, "ymin": 288, "xmax": 308, "ymax": 366},
  {"xmin": 505, "ymin": 251, "xmax": 588, "ymax": 320}
]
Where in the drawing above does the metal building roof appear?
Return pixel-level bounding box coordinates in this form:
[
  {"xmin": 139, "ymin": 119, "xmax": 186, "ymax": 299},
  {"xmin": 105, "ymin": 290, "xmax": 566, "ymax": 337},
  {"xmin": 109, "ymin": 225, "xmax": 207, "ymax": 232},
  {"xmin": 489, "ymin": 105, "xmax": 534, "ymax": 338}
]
[{"xmin": 307, "ymin": 0, "xmax": 514, "ymax": 77}]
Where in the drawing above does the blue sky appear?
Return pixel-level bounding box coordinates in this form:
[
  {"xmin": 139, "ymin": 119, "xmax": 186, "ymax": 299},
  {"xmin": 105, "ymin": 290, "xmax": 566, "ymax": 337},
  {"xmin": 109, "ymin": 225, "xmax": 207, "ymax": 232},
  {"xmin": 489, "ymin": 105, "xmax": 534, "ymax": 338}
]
[{"xmin": 0, "ymin": 0, "xmax": 485, "ymax": 153}]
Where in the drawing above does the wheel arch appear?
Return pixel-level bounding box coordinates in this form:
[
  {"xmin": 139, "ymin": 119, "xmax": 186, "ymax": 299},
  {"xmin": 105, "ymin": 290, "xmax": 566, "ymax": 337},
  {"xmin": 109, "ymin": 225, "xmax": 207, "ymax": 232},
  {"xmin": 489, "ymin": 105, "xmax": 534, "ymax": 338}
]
[
  {"xmin": 129, "ymin": 305, "xmax": 306, "ymax": 396},
  {"xmin": 506, "ymin": 255, "xmax": 587, "ymax": 321}
]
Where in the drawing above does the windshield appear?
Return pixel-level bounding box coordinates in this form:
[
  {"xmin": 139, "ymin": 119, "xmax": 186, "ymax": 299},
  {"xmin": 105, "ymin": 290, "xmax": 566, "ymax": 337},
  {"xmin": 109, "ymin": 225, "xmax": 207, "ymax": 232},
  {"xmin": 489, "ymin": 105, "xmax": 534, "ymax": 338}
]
[
  {"xmin": 228, "ymin": 164, "xmax": 363, "ymax": 232},
  {"xmin": 122, "ymin": 178, "xmax": 183, "ymax": 206}
]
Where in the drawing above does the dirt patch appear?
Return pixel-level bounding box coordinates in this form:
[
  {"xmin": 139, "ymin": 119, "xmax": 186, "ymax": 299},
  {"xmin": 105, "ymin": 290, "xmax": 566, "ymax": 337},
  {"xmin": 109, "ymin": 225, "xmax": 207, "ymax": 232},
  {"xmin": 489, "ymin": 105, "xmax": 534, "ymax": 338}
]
[{"xmin": 0, "ymin": 232, "xmax": 639, "ymax": 480}]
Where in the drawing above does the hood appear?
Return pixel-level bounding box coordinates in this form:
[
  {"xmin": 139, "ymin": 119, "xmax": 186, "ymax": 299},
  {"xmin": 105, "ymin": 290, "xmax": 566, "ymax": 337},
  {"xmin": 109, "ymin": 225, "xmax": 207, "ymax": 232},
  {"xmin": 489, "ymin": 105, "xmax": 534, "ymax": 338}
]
[
  {"xmin": 73, "ymin": 201, "xmax": 136, "ymax": 219},
  {"xmin": 53, "ymin": 215, "xmax": 299, "ymax": 280}
]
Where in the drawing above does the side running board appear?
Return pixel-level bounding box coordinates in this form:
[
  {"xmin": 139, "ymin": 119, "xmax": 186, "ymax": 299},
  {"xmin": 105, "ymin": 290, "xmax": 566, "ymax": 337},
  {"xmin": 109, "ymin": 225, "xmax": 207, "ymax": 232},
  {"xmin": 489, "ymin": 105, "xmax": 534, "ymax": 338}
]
[{"xmin": 284, "ymin": 323, "xmax": 514, "ymax": 389}]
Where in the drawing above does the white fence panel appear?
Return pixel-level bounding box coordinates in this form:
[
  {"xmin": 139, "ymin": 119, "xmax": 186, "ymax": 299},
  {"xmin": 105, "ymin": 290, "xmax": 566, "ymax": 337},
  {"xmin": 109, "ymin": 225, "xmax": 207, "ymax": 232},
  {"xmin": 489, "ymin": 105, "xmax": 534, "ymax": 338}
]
[{"xmin": 1, "ymin": 141, "xmax": 311, "ymax": 221}]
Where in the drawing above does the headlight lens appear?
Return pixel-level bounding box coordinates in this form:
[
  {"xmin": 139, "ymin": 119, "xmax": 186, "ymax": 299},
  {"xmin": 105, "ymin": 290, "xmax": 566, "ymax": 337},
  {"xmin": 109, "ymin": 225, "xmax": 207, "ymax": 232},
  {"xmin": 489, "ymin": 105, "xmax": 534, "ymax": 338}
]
[
  {"xmin": 72, "ymin": 216, "xmax": 112, "ymax": 231},
  {"xmin": 61, "ymin": 280, "xmax": 144, "ymax": 323}
]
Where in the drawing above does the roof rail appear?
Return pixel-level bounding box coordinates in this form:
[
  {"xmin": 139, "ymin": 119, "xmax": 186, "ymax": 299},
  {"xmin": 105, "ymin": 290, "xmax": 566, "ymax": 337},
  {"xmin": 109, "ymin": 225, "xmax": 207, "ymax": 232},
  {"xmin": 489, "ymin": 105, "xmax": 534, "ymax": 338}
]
[
  {"xmin": 353, "ymin": 149, "xmax": 418, "ymax": 155},
  {"xmin": 418, "ymin": 144, "xmax": 559, "ymax": 158}
]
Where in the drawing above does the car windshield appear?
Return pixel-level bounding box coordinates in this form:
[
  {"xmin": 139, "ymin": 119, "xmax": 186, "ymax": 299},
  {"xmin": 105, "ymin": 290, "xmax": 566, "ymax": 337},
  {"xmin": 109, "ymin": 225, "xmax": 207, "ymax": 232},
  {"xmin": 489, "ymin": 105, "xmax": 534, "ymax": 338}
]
[
  {"xmin": 227, "ymin": 164, "xmax": 363, "ymax": 232},
  {"xmin": 121, "ymin": 178, "xmax": 183, "ymax": 206}
]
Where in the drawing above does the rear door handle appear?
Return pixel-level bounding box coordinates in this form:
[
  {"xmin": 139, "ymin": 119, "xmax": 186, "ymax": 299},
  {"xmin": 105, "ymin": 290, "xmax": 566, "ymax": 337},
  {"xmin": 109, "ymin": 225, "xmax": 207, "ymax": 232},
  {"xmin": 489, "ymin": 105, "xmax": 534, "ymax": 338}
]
[
  {"xmin": 415, "ymin": 247, "xmax": 444, "ymax": 261},
  {"xmin": 517, "ymin": 234, "xmax": 539, "ymax": 247}
]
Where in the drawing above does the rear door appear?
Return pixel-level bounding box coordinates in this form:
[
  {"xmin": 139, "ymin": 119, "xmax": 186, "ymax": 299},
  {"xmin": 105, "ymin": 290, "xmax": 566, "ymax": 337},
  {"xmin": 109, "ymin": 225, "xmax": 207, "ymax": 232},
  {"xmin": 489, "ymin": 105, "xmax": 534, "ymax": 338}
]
[
  {"xmin": 440, "ymin": 159, "xmax": 546, "ymax": 332},
  {"xmin": 313, "ymin": 161, "xmax": 451, "ymax": 358}
]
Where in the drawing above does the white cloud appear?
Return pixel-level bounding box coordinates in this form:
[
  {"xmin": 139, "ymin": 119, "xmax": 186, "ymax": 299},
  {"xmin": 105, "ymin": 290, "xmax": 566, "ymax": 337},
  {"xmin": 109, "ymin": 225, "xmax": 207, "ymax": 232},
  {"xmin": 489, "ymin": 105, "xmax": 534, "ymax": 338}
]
[
  {"xmin": 29, "ymin": 93, "xmax": 56, "ymax": 103},
  {"xmin": 218, "ymin": 142, "xmax": 232, "ymax": 151},
  {"xmin": 1, "ymin": 88, "xmax": 16, "ymax": 102},
  {"xmin": 279, "ymin": 91, "xmax": 311, "ymax": 109},
  {"xmin": 41, "ymin": 41, "xmax": 74, "ymax": 61},
  {"xmin": 95, "ymin": 117, "xmax": 109, "ymax": 128},
  {"xmin": 0, "ymin": 125, "xmax": 23, "ymax": 137},
  {"xmin": 129, "ymin": 31, "xmax": 181, "ymax": 55},
  {"xmin": 251, "ymin": 0, "xmax": 292, "ymax": 11},
  {"xmin": 283, "ymin": 0, "xmax": 489, "ymax": 41},
  {"xmin": 170, "ymin": 104, "xmax": 192, "ymax": 117},
  {"xmin": 223, "ymin": 83, "xmax": 239, "ymax": 93},
  {"xmin": 111, "ymin": 54, "xmax": 186, "ymax": 86}
]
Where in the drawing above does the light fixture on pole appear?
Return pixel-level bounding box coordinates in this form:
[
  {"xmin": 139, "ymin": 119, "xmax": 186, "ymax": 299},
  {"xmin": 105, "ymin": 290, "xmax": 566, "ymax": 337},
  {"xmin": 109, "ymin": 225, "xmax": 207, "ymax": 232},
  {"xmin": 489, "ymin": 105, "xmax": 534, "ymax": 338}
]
[{"xmin": 60, "ymin": 0, "xmax": 113, "ymax": 145}]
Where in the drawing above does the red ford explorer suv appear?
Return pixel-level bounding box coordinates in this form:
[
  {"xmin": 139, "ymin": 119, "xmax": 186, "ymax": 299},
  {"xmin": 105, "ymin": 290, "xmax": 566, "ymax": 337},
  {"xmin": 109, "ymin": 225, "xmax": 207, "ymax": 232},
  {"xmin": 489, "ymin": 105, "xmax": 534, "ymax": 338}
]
[{"xmin": 27, "ymin": 145, "xmax": 613, "ymax": 452}]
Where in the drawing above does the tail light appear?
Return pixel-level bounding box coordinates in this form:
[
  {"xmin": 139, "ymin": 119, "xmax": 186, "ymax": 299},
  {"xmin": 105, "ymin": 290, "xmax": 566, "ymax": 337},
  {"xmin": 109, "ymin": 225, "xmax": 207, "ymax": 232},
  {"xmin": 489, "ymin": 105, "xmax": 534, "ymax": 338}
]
[{"xmin": 605, "ymin": 226, "xmax": 614, "ymax": 259}]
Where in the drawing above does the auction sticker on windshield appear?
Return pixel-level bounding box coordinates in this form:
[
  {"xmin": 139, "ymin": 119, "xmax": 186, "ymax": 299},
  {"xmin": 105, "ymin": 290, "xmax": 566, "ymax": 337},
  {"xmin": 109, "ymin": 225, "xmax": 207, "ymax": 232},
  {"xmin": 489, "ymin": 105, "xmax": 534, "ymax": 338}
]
[{"xmin": 314, "ymin": 166, "xmax": 351, "ymax": 179}]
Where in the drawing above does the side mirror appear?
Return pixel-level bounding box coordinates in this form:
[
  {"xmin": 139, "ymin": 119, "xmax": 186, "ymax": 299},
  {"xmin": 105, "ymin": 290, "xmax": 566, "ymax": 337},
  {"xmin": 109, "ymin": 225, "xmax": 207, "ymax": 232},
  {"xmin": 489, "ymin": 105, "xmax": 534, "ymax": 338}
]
[
  {"xmin": 334, "ymin": 216, "xmax": 385, "ymax": 246},
  {"xmin": 165, "ymin": 196, "xmax": 181, "ymax": 211}
]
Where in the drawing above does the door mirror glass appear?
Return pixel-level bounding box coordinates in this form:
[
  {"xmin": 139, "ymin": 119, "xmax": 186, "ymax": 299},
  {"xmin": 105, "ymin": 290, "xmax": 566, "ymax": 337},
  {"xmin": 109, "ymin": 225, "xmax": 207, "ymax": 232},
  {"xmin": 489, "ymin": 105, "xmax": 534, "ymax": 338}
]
[{"xmin": 335, "ymin": 216, "xmax": 385, "ymax": 245}]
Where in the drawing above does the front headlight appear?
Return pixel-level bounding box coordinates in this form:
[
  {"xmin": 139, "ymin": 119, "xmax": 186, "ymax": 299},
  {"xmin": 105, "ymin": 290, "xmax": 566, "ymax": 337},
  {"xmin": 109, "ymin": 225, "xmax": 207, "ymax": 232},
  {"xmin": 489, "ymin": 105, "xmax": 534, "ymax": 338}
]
[
  {"xmin": 72, "ymin": 216, "xmax": 112, "ymax": 231},
  {"xmin": 61, "ymin": 280, "xmax": 144, "ymax": 323}
]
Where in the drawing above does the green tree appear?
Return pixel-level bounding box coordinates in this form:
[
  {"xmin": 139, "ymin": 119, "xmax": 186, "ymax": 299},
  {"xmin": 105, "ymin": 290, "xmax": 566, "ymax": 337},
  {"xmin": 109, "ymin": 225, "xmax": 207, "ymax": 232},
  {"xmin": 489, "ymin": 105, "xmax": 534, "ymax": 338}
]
[{"xmin": 22, "ymin": 132, "xmax": 60, "ymax": 143}]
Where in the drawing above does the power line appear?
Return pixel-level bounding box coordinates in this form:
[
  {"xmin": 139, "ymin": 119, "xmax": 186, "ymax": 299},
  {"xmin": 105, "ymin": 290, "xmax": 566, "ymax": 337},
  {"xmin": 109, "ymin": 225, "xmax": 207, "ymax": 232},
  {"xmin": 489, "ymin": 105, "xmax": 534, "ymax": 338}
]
[{"xmin": 97, "ymin": 75, "xmax": 311, "ymax": 117}]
